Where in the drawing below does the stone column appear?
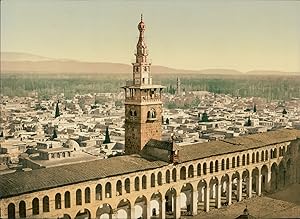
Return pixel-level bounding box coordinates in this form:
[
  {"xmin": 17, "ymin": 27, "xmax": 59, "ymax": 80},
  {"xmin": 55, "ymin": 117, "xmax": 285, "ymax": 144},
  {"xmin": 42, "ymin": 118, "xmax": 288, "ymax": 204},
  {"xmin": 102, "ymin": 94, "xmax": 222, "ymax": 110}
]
[
  {"xmin": 237, "ymin": 178, "xmax": 243, "ymax": 201},
  {"xmin": 204, "ymin": 186, "xmax": 210, "ymax": 212},
  {"xmin": 175, "ymin": 195, "xmax": 181, "ymax": 219},
  {"xmin": 130, "ymin": 206, "xmax": 135, "ymax": 219},
  {"xmin": 192, "ymin": 190, "xmax": 198, "ymax": 215},
  {"xmin": 146, "ymin": 202, "xmax": 151, "ymax": 219},
  {"xmin": 247, "ymin": 173, "xmax": 252, "ymax": 198},
  {"xmin": 256, "ymin": 170, "xmax": 262, "ymax": 196},
  {"xmin": 161, "ymin": 199, "xmax": 166, "ymax": 219},
  {"xmin": 216, "ymin": 183, "xmax": 222, "ymax": 208},
  {"xmin": 226, "ymin": 180, "xmax": 232, "ymax": 205}
]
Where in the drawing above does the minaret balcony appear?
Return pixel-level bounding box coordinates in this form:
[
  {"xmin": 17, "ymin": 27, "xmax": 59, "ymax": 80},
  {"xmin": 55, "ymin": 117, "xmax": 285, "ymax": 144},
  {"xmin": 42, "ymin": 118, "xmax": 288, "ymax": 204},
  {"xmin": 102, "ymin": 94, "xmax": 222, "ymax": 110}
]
[{"xmin": 147, "ymin": 117, "xmax": 157, "ymax": 121}]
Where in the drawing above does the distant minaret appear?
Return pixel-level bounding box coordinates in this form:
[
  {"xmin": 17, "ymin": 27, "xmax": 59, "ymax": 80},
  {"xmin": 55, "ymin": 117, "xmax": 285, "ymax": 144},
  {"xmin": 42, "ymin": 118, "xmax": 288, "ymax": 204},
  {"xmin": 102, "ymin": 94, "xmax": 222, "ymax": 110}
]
[
  {"xmin": 176, "ymin": 77, "xmax": 181, "ymax": 95},
  {"xmin": 122, "ymin": 15, "xmax": 164, "ymax": 154}
]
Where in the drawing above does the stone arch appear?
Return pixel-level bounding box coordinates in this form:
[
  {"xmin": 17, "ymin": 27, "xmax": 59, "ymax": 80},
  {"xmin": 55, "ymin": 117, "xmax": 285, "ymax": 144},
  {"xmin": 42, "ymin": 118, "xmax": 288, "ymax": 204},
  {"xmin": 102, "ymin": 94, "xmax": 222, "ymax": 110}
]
[
  {"xmin": 278, "ymin": 160, "xmax": 286, "ymax": 189},
  {"xmin": 32, "ymin": 197, "xmax": 39, "ymax": 215},
  {"xmin": 55, "ymin": 193, "xmax": 62, "ymax": 209},
  {"xmin": 142, "ymin": 175, "xmax": 147, "ymax": 189},
  {"xmin": 116, "ymin": 180, "xmax": 122, "ymax": 195},
  {"xmin": 197, "ymin": 163, "xmax": 201, "ymax": 176},
  {"xmin": 166, "ymin": 170, "xmax": 171, "ymax": 183},
  {"xmin": 150, "ymin": 192, "xmax": 162, "ymax": 218},
  {"xmin": 180, "ymin": 183, "xmax": 194, "ymax": 215},
  {"xmin": 247, "ymin": 154, "xmax": 250, "ymax": 165},
  {"xmin": 209, "ymin": 177, "xmax": 220, "ymax": 209},
  {"xmin": 271, "ymin": 162, "xmax": 278, "ymax": 192},
  {"xmin": 215, "ymin": 160, "xmax": 219, "ymax": 172},
  {"xmin": 96, "ymin": 203, "xmax": 113, "ymax": 219},
  {"xmin": 157, "ymin": 172, "xmax": 163, "ymax": 185},
  {"xmin": 65, "ymin": 191, "xmax": 71, "ymax": 208},
  {"xmin": 197, "ymin": 179, "xmax": 208, "ymax": 211},
  {"xmin": 85, "ymin": 187, "xmax": 91, "ymax": 203},
  {"xmin": 116, "ymin": 199, "xmax": 131, "ymax": 219},
  {"xmin": 8, "ymin": 203, "xmax": 15, "ymax": 219},
  {"xmin": 261, "ymin": 165, "xmax": 269, "ymax": 193},
  {"xmin": 232, "ymin": 157, "xmax": 236, "ymax": 168},
  {"xmin": 273, "ymin": 148, "xmax": 278, "ymax": 158},
  {"xmin": 151, "ymin": 173, "xmax": 156, "ymax": 187},
  {"xmin": 226, "ymin": 158, "xmax": 230, "ymax": 170},
  {"xmin": 252, "ymin": 152, "xmax": 255, "ymax": 163},
  {"xmin": 242, "ymin": 169, "xmax": 251, "ymax": 198},
  {"xmin": 256, "ymin": 152, "xmax": 259, "ymax": 163},
  {"xmin": 261, "ymin": 151, "xmax": 264, "ymax": 162},
  {"xmin": 172, "ymin": 168, "xmax": 177, "ymax": 182},
  {"xmin": 135, "ymin": 176, "xmax": 140, "ymax": 191},
  {"xmin": 96, "ymin": 184, "xmax": 102, "ymax": 200},
  {"xmin": 265, "ymin": 150, "xmax": 268, "ymax": 160},
  {"xmin": 220, "ymin": 174, "xmax": 230, "ymax": 206},
  {"xmin": 221, "ymin": 159, "xmax": 225, "ymax": 170},
  {"xmin": 231, "ymin": 171, "xmax": 241, "ymax": 202},
  {"xmin": 188, "ymin": 165, "xmax": 194, "ymax": 178},
  {"xmin": 203, "ymin": 162, "xmax": 207, "ymax": 175},
  {"xmin": 209, "ymin": 161, "xmax": 214, "ymax": 173},
  {"xmin": 242, "ymin": 155, "xmax": 246, "ymax": 166},
  {"xmin": 251, "ymin": 167, "xmax": 260, "ymax": 195},
  {"xmin": 43, "ymin": 195, "xmax": 50, "ymax": 212},
  {"xmin": 134, "ymin": 195, "xmax": 147, "ymax": 219},
  {"xmin": 237, "ymin": 156, "xmax": 240, "ymax": 167},
  {"xmin": 105, "ymin": 182, "xmax": 112, "ymax": 198},
  {"xmin": 19, "ymin": 200, "xmax": 26, "ymax": 218},
  {"xmin": 76, "ymin": 189, "xmax": 82, "ymax": 205},
  {"xmin": 180, "ymin": 166, "xmax": 187, "ymax": 180},
  {"xmin": 75, "ymin": 209, "xmax": 91, "ymax": 219},
  {"xmin": 125, "ymin": 178, "xmax": 130, "ymax": 193},
  {"xmin": 165, "ymin": 187, "xmax": 177, "ymax": 218}
]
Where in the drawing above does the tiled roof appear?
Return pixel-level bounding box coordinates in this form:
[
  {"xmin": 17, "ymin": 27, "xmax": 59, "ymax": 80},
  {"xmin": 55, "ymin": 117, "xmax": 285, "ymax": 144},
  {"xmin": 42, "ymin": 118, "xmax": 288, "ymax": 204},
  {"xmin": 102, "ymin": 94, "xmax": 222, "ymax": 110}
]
[{"xmin": 0, "ymin": 129, "xmax": 299, "ymax": 198}]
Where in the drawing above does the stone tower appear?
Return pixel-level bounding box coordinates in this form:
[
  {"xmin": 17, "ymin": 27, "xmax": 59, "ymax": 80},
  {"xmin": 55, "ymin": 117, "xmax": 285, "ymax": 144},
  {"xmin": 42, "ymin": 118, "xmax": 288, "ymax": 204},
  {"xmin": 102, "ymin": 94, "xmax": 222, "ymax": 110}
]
[{"xmin": 123, "ymin": 15, "xmax": 164, "ymax": 154}]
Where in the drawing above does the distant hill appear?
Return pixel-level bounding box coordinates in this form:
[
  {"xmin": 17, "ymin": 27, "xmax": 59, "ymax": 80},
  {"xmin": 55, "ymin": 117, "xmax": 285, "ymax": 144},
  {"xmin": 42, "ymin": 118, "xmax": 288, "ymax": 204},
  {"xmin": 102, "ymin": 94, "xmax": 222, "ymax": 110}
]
[{"xmin": 1, "ymin": 52, "xmax": 298, "ymax": 75}]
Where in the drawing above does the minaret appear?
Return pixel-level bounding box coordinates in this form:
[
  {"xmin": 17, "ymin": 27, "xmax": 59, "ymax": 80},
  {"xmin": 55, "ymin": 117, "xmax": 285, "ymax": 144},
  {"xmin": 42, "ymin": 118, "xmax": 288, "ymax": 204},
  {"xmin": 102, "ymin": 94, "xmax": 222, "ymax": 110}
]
[{"xmin": 123, "ymin": 15, "xmax": 164, "ymax": 154}]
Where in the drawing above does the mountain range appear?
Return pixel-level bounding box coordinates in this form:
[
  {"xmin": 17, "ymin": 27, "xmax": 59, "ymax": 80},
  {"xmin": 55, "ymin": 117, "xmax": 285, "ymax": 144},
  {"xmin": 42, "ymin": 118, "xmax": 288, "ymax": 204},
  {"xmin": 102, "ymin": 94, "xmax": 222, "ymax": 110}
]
[{"xmin": 1, "ymin": 52, "xmax": 298, "ymax": 75}]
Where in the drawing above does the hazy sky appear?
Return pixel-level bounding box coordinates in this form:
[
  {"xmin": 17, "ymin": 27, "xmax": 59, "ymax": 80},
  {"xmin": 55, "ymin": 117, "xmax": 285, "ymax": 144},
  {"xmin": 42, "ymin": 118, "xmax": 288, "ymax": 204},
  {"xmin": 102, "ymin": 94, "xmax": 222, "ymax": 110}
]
[{"xmin": 1, "ymin": 0, "xmax": 300, "ymax": 72}]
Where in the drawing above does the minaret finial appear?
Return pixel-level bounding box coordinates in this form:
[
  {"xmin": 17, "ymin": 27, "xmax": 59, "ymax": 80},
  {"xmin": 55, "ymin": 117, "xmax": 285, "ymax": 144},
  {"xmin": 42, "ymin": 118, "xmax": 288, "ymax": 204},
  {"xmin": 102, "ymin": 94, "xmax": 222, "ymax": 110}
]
[{"xmin": 141, "ymin": 13, "xmax": 143, "ymax": 22}]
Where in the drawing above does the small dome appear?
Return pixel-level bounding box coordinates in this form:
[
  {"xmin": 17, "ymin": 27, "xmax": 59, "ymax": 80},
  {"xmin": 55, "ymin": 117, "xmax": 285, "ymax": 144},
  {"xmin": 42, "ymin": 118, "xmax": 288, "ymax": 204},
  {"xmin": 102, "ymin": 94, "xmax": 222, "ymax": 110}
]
[
  {"xmin": 138, "ymin": 14, "xmax": 145, "ymax": 31},
  {"xmin": 65, "ymin": 139, "xmax": 80, "ymax": 149}
]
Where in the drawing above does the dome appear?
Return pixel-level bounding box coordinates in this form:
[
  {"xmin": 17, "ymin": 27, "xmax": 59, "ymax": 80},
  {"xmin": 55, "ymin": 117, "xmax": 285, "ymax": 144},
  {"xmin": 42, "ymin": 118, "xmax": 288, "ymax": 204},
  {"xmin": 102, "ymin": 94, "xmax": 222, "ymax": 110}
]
[
  {"xmin": 138, "ymin": 14, "xmax": 145, "ymax": 31},
  {"xmin": 65, "ymin": 139, "xmax": 80, "ymax": 150}
]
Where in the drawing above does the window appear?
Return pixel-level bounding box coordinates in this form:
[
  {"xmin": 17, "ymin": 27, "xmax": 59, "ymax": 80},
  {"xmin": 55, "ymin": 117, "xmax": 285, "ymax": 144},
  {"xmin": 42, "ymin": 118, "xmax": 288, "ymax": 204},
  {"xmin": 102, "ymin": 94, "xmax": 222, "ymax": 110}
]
[
  {"xmin": 55, "ymin": 194, "xmax": 61, "ymax": 209},
  {"xmin": 43, "ymin": 196, "xmax": 49, "ymax": 212}
]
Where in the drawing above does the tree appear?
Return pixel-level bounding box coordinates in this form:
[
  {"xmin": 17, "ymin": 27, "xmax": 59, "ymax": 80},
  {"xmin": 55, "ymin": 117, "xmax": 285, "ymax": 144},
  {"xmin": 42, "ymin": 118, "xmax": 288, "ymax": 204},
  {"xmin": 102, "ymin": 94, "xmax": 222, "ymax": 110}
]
[
  {"xmin": 245, "ymin": 117, "xmax": 251, "ymax": 126},
  {"xmin": 55, "ymin": 102, "xmax": 60, "ymax": 118},
  {"xmin": 201, "ymin": 112, "xmax": 209, "ymax": 122},
  {"xmin": 166, "ymin": 118, "xmax": 170, "ymax": 125},
  {"xmin": 253, "ymin": 104, "xmax": 257, "ymax": 113},
  {"xmin": 103, "ymin": 126, "xmax": 111, "ymax": 144},
  {"xmin": 51, "ymin": 128, "xmax": 57, "ymax": 140},
  {"xmin": 282, "ymin": 108, "xmax": 287, "ymax": 115}
]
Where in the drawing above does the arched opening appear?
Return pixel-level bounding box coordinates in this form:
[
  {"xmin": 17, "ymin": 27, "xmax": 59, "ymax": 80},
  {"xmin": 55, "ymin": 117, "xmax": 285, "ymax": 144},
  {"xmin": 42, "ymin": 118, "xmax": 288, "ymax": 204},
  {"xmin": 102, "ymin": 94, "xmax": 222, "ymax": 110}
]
[
  {"xmin": 242, "ymin": 155, "xmax": 246, "ymax": 166},
  {"xmin": 76, "ymin": 189, "xmax": 82, "ymax": 205},
  {"xmin": 226, "ymin": 158, "xmax": 230, "ymax": 170},
  {"xmin": 85, "ymin": 187, "xmax": 91, "ymax": 203},
  {"xmin": 65, "ymin": 191, "xmax": 71, "ymax": 208},
  {"xmin": 242, "ymin": 170, "xmax": 251, "ymax": 198},
  {"xmin": 180, "ymin": 183, "xmax": 194, "ymax": 216},
  {"xmin": 237, "ymin": 156, "xmax": 240, "ymax": 167},
  {"xmin": 252, "ymin": 152, "xmax": 255, "ymax": 163},
  {"xmin": 117, "ymin": 199, "xmax": 131, "ymax": 219},
  {"xmin": 55, "ymin": 193, "xmax": 61, "ymax": 209},
  {"xmin": 165, "ymin": 188, "xmax": 177, "ymax": 218},
  {"xmin": 150, "ymin": 192, "xmax": 162, "ymax": 218},
  {"xmin": 261, "ymin": 151, "xmax": 264, "ymax": 162},
  {"xmin": 125, "ymin": 178, "xmax": 130, "ymax": 193},
  {"xmin": 215, "ymin": 160, "xmax": 219, "ymax": 172},
  {"xmin": 151, "ymin": 173, "xmax": 156, "ymax": 187},
  {"xmin": 19, "ymin": 201, "xmax": 26, "ymax": 218},
  {"xmin": 116, "ymin": 180, "xmax": 122, "ymax": 195},
  {"xmin": 251, "ymin": 167, "xmax": 260, "ymax": 195},
  {"xmin": 261, "ymin": 165, "xmax": 269, "ymax": 193},
  {"xmin": 273, "ymin": 148, "xmax": 278, "ymax": 158},
  {"xmin": 134, "ymin": 196, "xmax": 147, "ymax": 219},
  {"xmin": 172, "ymin": 168, "xmax": 177, "ymax": 182},
  {"xmin": 203, "ymin": 163, "xmax": 207, "ymax": 175},
  {"xmin": 135, "ymin": 176, "xmax": 140, "ymax": 191},
  {"xmin": 271, "ymin": 162, "xmax": 278, "ymax": 192},
  {"xmin": 197, "ymin": 163, "xmax": 201, "ymax": 176},
  {"xmin": 256, "ymin": 152, "xmax": 259, "ymax": 163},
  {"xmin": 157, "ymin": 172, "xmax": 163, "ymax": 185},
  {"xmin": 75, "ymin": 209, "xmax": 91, "ymax": 219},
  {"xmin": 166, "ymin": 170, "xmax": 171, "ymax": 183},
  {"xmin": 8, "ymin": 203, "xmax": 15, "ymax": 219},
  {"xmin": 265, "ymin": 150, "xmax": 268, "ymax": 160},
  {"xmin": 32, "ymin": 198, "xmax": 39, "ymax": 215},
  {"xmin": 209, "ymin": 177, "xmax": 220, "ymax": 209},
  {"xmin": 209, "ymin": 161, "xmax": 214, "ymax": 173},
  {"xmin": 220, "ymin": 174, "xmax": 230, "ymax": 206},
  {"xmin": 43, "ymin": 196, "xmax": 50, "ymax": 212},
  {"xmin": 96, "ymin": 203, "xmax": 113, "ymax": 219},
  {"xmin": 231, "ymin": 172, "xmax": 241, "ymax": 202},
  {"xmin": 247, "ymin": 154, "xmax": 250, "ymax": 165},
  {"xmin": 221, "ymin": 159, "xmax": 225, "ymax": 170},
  {"xmin": 96, "ymin": 184, "xmax": 102, "ymax": 200},
  {"xmin": 105, "ymin": 182, "xmax": 112, "ymax": 198},
  {"xmin": 142, "ymin": 175, "xmax": 147, "ymax": 189},
  {"xmin": 278, "ymin": 161, "xmax": 286, "ymax": 189},
  {"xmin": 197, "ymin": 180, "xmax": 208, "ymax": 212},
  {"xmin": 180, "ymin": 166, "xmax": 187, "ymax": 180},
  {"xmin": 188, "ymin": 165, "xmax": 194, "ymax": 178},
  {"xmin": 232, "ymin": 157, "xmax": 236, "ymax": 168}
]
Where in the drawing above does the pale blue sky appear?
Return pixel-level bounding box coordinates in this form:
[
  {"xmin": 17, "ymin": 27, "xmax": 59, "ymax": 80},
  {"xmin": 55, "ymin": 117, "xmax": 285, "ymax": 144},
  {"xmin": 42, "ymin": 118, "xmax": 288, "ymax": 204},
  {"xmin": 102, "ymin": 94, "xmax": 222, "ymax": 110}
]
[{"xmin": 1, "ymin": 0, "xmax": 300, "ymax": 72}]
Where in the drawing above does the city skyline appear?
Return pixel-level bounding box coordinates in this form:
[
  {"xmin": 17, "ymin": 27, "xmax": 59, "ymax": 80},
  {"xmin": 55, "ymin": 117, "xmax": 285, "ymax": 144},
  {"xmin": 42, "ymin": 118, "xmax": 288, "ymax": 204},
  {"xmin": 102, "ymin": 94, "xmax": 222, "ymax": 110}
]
[{"xmin": 1, "ymin": 0, "xmax": 300, "ymax": 72}]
